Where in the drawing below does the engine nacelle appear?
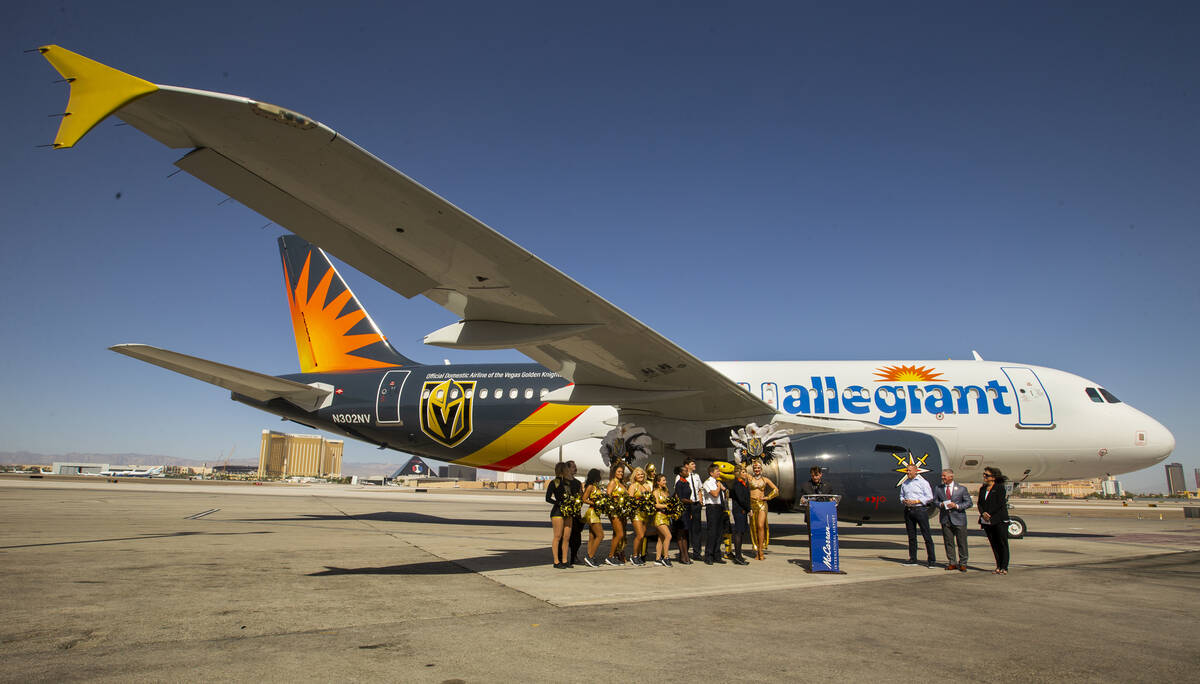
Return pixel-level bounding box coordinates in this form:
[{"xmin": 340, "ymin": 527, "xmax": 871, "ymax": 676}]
[{"xmin": 764, "ymin": 430, "xmax": 945, "ymax": 524}]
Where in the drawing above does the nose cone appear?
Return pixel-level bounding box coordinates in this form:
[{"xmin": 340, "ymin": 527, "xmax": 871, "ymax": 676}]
[
  {"xmin": 1156, "ymin": 420, "xmax": 1177, "ymax": 460},
  {"xmin": 1138, "ymin": 413, "xmax": 1176, "ymax": 467}
]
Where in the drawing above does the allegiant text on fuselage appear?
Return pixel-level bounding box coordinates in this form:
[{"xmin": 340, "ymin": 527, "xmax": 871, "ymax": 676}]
[{"xmin": 779, "ymin": 377, "xmax": 1013, "ymax": 426}]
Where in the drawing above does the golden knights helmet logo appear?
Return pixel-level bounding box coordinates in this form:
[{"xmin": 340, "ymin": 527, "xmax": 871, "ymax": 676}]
[{"xmin": 420, "ymin": 379, "xmax": 476, "ymax": 447}]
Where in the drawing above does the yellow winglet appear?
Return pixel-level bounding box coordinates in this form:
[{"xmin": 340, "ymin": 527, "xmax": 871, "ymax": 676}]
[{"xmin": 39, "ymin": 45, "xmax": 158, "ymax": 149}]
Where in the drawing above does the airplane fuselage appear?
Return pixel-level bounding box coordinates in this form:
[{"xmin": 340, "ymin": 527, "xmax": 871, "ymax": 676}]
[{"xmin": 236, "ymin": 358, "xmax": 1173, "ymax": 485}]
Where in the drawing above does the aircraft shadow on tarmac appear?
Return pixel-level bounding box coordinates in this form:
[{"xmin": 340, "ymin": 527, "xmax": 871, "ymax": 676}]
[
  {"xmin": 234, "ymin": 511, "xmax": 548, "ymax": 527},
  {"xmin": 0, "ymin": 530, "xmax": 273, "ymax": 550},
  {"xmin": 309, "ymin": 546, "xmax": 548, "ymax": 576}
]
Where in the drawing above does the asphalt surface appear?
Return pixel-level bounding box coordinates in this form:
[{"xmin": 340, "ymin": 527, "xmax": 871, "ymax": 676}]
[{"xmin": 1, "ymin": 479, "xmax": 1197, "ymax": 682}]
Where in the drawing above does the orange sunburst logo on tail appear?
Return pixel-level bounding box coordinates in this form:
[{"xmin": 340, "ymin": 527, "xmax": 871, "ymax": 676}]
[
  {"xmin": 286, "ymin": 252, "xmax": 400, "ymax": 373},
  {"xmin": 873, "ymin": 364, "xmax": 945, "ymax": 382}
]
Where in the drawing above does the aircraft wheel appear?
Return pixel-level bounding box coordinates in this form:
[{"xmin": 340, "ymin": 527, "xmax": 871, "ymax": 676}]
[{"xmin": 1006, "ymin": 516, "xmax": 1026, "ymax": 539}]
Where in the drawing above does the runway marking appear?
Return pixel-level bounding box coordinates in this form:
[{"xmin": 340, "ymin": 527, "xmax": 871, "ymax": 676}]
[{"xmin": 185, "ymin": 508, "xmax": 220, "ymax": 520}]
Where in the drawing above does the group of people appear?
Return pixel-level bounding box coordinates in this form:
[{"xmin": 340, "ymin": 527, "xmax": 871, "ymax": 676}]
[
  {"xmin": 899, "ymin": 464, "xmax": 1012, "ymax": 574},
  {"xmin": 545, "ymin": 457, "xmax": 800, "ymax": 569},
  {"xmin": 550, "ymin": 458, "xmax": 1014, "ymax": 575}
]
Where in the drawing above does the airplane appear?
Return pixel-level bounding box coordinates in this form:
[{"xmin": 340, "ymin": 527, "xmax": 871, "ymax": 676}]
[{"xmin": 36, "ymin": 46, "xmax": 1176, "ymax": 537}]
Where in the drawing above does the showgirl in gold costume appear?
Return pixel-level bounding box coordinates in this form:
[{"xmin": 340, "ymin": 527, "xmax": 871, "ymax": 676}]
[
  {"xmin": 627, "ymin": 467, "xmax": 650, "ymax": 566},
  {"xmin": 651, "ymin": 473, "xmax": 674, "ymax": 566},
  {"xmin": 605, "ymin": 462, "xmax": 628, "ymax": 565},
  {"xmin": 748, "ymin": 459, "xmax": 779, "ymax": 561},
  {"xmin": 580, "ymin": 468, "xmax": 605, "ymax": 567}
]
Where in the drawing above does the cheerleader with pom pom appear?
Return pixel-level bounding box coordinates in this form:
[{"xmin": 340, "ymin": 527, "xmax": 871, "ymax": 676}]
[
  {"xmin": 627, "ymin": 467, "xmax": 651, "ymax": 566},
  {"xmin": 605, "ymin": 462, "xmax": 629, "ymax": 565},
  {"xmin": 651, "ymin": 473, "xmax": 674, "ymax": 567},
  {"xmin": 545, "ymin": 462, "xmax": 574, "ymax": 568},
  {"xmin": 580, "ymin": 468, "xmax": 605, "ymax": 567}
]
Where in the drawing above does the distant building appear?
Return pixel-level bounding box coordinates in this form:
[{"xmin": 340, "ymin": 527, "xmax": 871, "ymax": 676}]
[
  {"xmin": 1194, "ymin": 468, "xmax": 1200, "ymax": 490},
  {"xmin": 212, "ymin": 464, "xmax": 258, "ymax": 475},
  {"xmin": 496, "ymin": 471, "xmax": 538, "ymax": 483},
  {"xmin": 1164, "ymin": 462, "xmax": 1186, "ymax": 495},
  {"xmin": 1017, "ymin": 479, "xmax": 1101, "ymax": 498},
  {"xmin": 1100, "ymin": 476, "xmax": 1125, "ymax": 497},
  {"xmin": 258, "ymin": 430, "xmax": 343, "ymax": 479},
  {"xmin": 392, "ymin": 456, "xmax": 435, "ymax": 478},
  {"xmin": 438, "ymin": 464, "xmax": 477, "ymax": 481},
  {"xmin": 50, "ymin": 462, "xmax": 107, "ymax": 475}
]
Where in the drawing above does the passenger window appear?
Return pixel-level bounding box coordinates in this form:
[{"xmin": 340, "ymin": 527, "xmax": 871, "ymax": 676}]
[
  {"xmin": 825, "ymin": 388, "xmax": 836, "ymax": 400},
  {"xmin": 450, "ymin": 389, "xmax": 460, "ymax": 399},
  {"xmin": 508, "ymin": 388, "xmax": 518, "ymax": 399},
  {"xmin": 895, "ymin": 388, "xmax": 906, "ymax": 399},
  {"xmin": 465, "ymin": 389, "xmax": 474, "ymax": 399},
  {"xmin": 540, "ymin": 388, "xmax": 548, "ymax": 400},
  {"xmin": 421, "ymin": 390, "xmax": 430, "ymax": 399},
  {"xmin": 1098, "ymin": 388, "xmax": 1121, "ymax": 404},
  {"xmin": 912, "ymin": 388, "xmax": 924, "ymax": 400},
  {"xmin": 1085, "ymin": 387, "xmax": 1103, "ymax": 403},
  {"xmin": 842, "ymin": 389, "xmax": 855, "ymax": 399},
  {"xmin": 479, "ymin": 388, "xmax": 489, "ymax": 399},
  {"xmin": 524, "ymin": 388, "xmax": 533, "ymax": 399}
]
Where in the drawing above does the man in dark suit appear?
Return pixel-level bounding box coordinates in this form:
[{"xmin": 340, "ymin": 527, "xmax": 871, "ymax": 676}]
[
  {"xmin": 673, "ymin": 465, "xmax": 694, "ymax": 564},
  {"xmin": 684, "ymin": 458, "xmax": 704, "ymax": 562},
  {"xmin": 933, "ymin": 468, "xmax": 973, "ymax": 572}
]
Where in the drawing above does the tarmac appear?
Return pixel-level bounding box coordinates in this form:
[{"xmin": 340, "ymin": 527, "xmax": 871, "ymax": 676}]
[{"xmin": 1, "ymin": 477, "xmax": 1197, "ymax": 682}]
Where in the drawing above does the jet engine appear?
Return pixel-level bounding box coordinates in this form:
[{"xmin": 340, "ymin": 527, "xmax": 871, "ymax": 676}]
[{"xmin": 761, "ymin": 430, "xmax": 945, "ymax": 524}]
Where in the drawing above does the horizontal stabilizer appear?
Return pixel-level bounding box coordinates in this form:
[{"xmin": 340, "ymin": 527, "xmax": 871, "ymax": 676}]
[{"xmin": 110, "ymin": 344, "xmax": 332, "ymax": 411}]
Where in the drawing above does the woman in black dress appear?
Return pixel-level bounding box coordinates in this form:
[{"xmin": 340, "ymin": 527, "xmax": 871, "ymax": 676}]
[
  {"xmin": 978, "ymin": 466, "xmax": 1010, "ymax": 574},
  {"xmin": 545, "ymin": 462, "xmax": 573, "ymax": 569}
]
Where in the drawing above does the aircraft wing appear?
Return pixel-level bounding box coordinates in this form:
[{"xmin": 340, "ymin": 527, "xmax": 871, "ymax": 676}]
[
  {"xmin": 43, "ymin": 46, "xmax": 774, "ymax": 424},
  {"xmin": 110, "ymin": 344, "xmax": 332, "ymax": 412}
]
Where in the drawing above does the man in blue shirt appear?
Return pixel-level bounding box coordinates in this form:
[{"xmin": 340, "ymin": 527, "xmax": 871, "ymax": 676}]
[{"xmin": 898, "ymin": 463, "xmax": 937, "ymax": 568}]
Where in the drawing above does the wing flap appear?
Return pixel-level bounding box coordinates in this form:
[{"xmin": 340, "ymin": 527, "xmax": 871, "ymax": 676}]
[{"xmin": 110, "ymin": 343, "xmax": 332, "ymax": 411}]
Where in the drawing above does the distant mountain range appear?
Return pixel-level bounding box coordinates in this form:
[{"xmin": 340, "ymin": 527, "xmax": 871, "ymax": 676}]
[{"xmin": 0, "ymin": 451, "xmax": 412, "ymax": 478}]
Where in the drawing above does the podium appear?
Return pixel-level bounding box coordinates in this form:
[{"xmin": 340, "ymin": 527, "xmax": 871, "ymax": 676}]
[{"xmin": 803, "ymin": 494, "xmax": 841, "ymax": 573}]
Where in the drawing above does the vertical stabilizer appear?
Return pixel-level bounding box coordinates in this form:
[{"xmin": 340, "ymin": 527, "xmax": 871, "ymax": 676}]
[{"xmin": 278, "ymin": 235, "xmax": 417, "ymax": 372}]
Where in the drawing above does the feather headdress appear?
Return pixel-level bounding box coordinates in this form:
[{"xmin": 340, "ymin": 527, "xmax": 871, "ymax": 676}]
[
  {"xmin": 600, "ymin": 423, "xmax": 653, "ymax": 468},
  {"xmin": 729, "ymin": 422, "xmax": 791, "ymax": 464}
]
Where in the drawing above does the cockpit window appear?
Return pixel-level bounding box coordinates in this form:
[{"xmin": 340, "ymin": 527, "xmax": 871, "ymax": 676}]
[
  {"xmin": 1085, "ymin": 387, "xmax": 1104, "ymax": 403},
  {"xmin": 1098, "ymin": 388, "xmax": 1121, "ymax": 404}
]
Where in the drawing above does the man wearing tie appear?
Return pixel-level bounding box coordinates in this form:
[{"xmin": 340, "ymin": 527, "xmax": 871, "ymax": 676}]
[
  {"xmin": 899, "ymin": 463, "xmax": 936, "ymax": 568},
  {"xmin": 702, "ymin": 463, "xmax": 727, "ymax": 565},
  {"xmin": 934, "ymin": 468, "xmax": 973, "ymax": 572},
  {"xmin": 685, "ymin": 459, "xmax": 705, "ymax": 563}
]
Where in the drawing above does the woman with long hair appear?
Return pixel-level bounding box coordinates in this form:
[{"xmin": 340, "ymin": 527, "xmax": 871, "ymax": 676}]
[
  {"xmin": 748, "ymin": 459, "xmax": 779, "ymax": 560},
  {"xmin": 978, "ymin": 466, "xmax": 1010, "ymax": 574},
  {"xmin": 651, "ymin": 473, "xmax": 674, "ymax": 566},
  {"xmin": 545, "ymin": 461, "xmax": 573, "ymax": 569},
  {"xmin": 605, "ymin": 462, "xmax": 629, "ymax": 565},
  {"xmin": 580, "ymin": 468, "xmax": 605, "ymax": 567},
  {"xmin": 627, "ymin": 466, "xmax": 650, "ymax": 566}
]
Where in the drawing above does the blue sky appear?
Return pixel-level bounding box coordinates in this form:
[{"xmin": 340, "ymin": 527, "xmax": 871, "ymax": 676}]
[{"xmin": 3, "ymin": 2, "xmax": 1197, "ymax": 491}]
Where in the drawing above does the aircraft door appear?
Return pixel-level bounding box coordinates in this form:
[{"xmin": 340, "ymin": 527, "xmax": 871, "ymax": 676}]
[
  {"xmin": 761, "ymin": 382, "xmax": 779, "ymax": 410},
  {"xmin": 1001, "ymin": 367, "xmax": 1053, "ymax": 427},
  {"xmin": 376, "ymin": 370, "xmax": 411, "ymax": 424}
]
